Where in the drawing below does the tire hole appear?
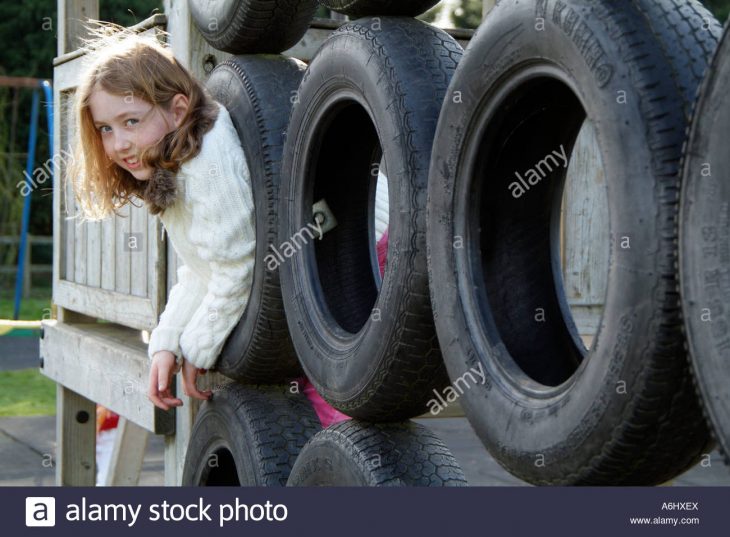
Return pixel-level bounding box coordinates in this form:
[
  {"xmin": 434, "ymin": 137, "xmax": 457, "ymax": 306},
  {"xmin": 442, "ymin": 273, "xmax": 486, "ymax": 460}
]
[
  {"xmin": 468, "ymin": 76, "xmax": 608, "ymax": 387},
  {"xmin": 311, "ymin": 101, "xmax": 385, "ymax": 335},
  {"xmin": 199, "ymin": 447, "xmax": 240, "ymax": 486}
]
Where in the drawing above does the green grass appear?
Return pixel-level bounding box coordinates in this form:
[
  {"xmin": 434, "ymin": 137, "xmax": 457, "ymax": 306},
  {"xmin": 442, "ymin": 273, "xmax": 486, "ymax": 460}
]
[
  {"xmin": 0, "ymin": 295, "xmax": 52, "ymax": 321},
  {"xmin": 0, "ymin": 369, "xmax": 56, "ymax": 416}
]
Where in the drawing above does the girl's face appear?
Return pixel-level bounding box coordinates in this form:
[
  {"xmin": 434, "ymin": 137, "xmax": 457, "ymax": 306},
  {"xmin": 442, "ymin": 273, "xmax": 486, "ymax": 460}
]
[{"xmin": 89, "ymin": 88, "xmax": 188, "ymax": 180}]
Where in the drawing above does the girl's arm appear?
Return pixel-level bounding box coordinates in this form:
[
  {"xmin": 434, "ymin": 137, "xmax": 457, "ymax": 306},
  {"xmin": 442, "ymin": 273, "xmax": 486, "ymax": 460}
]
[
  {"xmin": 148, "ymin": 264, "xmax": 207, "ymax": 362},
  {"xmin": 177, "ymin": 145, "xmax": 256, "ymax": 370}
]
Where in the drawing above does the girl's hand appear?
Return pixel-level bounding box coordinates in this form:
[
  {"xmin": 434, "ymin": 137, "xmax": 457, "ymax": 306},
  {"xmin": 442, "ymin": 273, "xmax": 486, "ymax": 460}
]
[
  {"xmin": 182, "ymin": 360, "xmax": 212, "ymax": 402},
  {"xmin": 148, "ymin": 350, "xmax": 183, "ymax": 410}
]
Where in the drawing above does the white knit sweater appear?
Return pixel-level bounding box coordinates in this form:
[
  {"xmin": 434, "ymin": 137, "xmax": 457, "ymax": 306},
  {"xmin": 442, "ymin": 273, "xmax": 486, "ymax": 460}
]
[{"xmin": 147, "ymin": 103, "xmax": 255, "ymax": 370}]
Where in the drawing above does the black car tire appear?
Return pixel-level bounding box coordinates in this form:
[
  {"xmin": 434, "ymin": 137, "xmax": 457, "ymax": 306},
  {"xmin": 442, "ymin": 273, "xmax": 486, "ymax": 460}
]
[
  {"xmin": 427, "ymin": 0, "xmax": 720, "ymax": 484},
  {"xmin": 286, "ymin": 420, "xmax": 468, "ymax": 486},
  {"xmin": 208, "ymin": 55, "xmax": 306, "ymax": 382},
  {"xmin": 189, "ymin": 0, "xmax": 318, "ymax": 54},
  {"xmin": 279, "ymin": 17, "xmax": 463, "ymax": 421},
  {"xmin": 182, "ymin": 384, "xmax": 321, "ymax": 486}
]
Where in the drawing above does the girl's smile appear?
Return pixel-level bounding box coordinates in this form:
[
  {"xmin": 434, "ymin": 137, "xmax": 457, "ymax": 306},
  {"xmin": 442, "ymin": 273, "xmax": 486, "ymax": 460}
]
[{"xmin": 123, "ymin": 156, "xmax": 141, "ymax": 169}]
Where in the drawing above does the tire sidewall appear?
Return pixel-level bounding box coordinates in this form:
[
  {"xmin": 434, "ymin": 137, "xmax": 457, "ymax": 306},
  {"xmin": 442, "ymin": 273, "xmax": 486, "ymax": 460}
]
[
  {"xmin": 680, "ymin": 28, "xmax": 730, "ymax": 457},
  {"xmin": 207, "ymin": 61, "xmax": 267, "ymax": 367},
  {"xmin": 189, "ymin": 0, "xmax": 239, "ymax": 40},
  {"xmin": 207, "ymin": 57, "xmax": 304, "ymax": 379}
]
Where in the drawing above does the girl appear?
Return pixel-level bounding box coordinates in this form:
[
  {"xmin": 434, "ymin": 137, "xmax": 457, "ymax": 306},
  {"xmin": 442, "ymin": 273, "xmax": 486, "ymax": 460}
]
[{"xmin": 70, "ymin": 28, "xmax": 255, "ymax": 411}]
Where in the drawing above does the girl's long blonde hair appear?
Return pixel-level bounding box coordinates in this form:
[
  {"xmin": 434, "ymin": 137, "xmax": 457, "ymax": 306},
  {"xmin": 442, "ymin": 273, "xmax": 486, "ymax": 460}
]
[{"xmin": 69, "ymin": 24, "xmax": 219, "ymax": 221}]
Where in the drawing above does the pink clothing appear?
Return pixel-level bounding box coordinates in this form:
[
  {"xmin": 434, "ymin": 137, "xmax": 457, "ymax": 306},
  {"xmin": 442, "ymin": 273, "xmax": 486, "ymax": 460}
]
[
  {"xmin": 377, "ymin": 229, "xmax": 388, "ymax": 277},
  {"xmin": 295, "ymin": 377, "xmax": 350, "ymax": 428}
]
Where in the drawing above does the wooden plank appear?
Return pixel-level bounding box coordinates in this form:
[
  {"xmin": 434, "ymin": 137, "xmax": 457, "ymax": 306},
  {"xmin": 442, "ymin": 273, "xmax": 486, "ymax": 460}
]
[
  {"xmin": 483, "ymin": 0, "xmax": 497, "ymax": 19},
  {"xmin": 164, "ymin": 381, "xmax": 197, "ymax": 486},
  {"xmin": 149, "ymin": 209, "xmax": 166, "ymax": 321},
  {"xmin": 0, "ymin": 265, "xmax": 52, "ymax": 274},
  {"xmin": 87, "ymin": 219, "xmax": 101, "ymax": 287},
  {"xmin": 54, "ymin": 58, "xmax": 82, "ymax": 93},
  {"xmin": 0, "ymin": 76, "xmax": 44, "ymax": 88},
  {"xmin": 52, "ymin": 52, "xmax": 76, "ymax": 307},
  {"xmin": 58, "ymin": 90, "xmax": 75, "ymax": 285},
  {"xmin": 115, "ymin": 203, "xmax": 131, "ymax": 295},
  {"xmin": 57, "ymin": 0, "xmax": 99, "ymax": 56},
  {"xmin": 55, "ymin": 280, "xmax": 157, "ymax": 330},
  {"xmin": 105, "ymin": 417, "xmax": 149, "ymax": 486},
  {"xmin": 130, "ymin": 201, "xmax": 148, "ymax": 297},
  {"xmin": 188, "ymin": 8, "xmax": 226, "ymax": 77},
  {"xmin": 73, "ymin": 197, "xmax": 87, "ymax": 286},
  {"xmin": 0, "ymin": 235, "xmax": 52, "ymax": 244},
  {"xmin": 31, "ymin": 235, "xmax": 54, "ymax": 245},
  {"xmin": 40, "ymin": 319, "xmax": 175, "ymax": 434},
  {"xmin": 163, "ymin": 0, "xmax": 191, "ymax": 68},
  {"xmin": 101, "ymin": 212, "xmax": 116, "ymax": 290},
  {"xmin": 53, "ymin": 14, "xmax": 168, "ymax": 67},
  {"xmin": 56, "ymin": 306, "xmax": 96, "ymax": 324},
  {"xmin": 166, "ymin": 235, "xmax": 178, "ymax": 302},
  {"xmin": 283, "ymin": 27, "xmax": 331, "ymax": 62},
  {"xmin": 571, "ymin": 306, "xmax": 603, "ymax": 339},
  {"xmin": 562, "ymin": 120, "xmax": 608, "ymax": 341},
  {"xmin": 56, "ymin": 385, "xmax": 96, "ymax": 485},
  {"xmin": 64, "ymin": 158, "xmax": 75, "ymax": 283}
]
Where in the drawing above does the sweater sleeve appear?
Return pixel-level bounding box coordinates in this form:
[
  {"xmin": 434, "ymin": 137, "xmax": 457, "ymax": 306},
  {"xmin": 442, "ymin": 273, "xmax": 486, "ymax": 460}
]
[
  {"xmin": 147, "ymin": 264, "xmax": 207, "ymax": 361},
  {"xmin": 178, "ymin": 147, "xmax": 256, "ymax": 370}
]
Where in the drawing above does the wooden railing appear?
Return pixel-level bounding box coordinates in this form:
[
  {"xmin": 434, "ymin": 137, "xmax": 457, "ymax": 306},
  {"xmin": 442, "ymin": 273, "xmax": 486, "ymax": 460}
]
[{"xmin": 0, "ymin": 235, "xmax": 53, "ymax": 297}]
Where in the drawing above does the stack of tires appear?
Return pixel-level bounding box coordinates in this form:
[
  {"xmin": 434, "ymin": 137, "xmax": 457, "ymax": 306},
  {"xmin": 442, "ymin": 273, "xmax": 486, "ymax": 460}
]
[
  {"xmin": 182, "ymin": 0, "xmax": 467, "ymax": 487},
  {"xmin": 184, "ymin": 0, "xmax": 730, "ymax": 487}
]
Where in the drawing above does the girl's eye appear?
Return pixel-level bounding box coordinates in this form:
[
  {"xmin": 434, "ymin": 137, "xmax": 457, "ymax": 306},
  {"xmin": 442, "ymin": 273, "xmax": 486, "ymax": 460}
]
[
  {"xmin": 125, "ymin": 118, "xmax": 139, "ymax": 127},
  {"xmin": 98, "ymin": 125, "xmax": 112, "ymax": 134}
]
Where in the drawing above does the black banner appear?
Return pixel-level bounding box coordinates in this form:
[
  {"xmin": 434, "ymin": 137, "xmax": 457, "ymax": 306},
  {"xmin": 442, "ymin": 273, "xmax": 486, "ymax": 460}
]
[{"xmin": 4, "ymin": 486, "xmax": 728, "ymax": 536}]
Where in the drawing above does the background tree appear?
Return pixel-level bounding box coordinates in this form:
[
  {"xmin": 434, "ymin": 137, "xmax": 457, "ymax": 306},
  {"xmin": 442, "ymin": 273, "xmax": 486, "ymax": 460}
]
[{"xmin": 704, "ymin": 0, "xmax": 730, "ymax": 19}]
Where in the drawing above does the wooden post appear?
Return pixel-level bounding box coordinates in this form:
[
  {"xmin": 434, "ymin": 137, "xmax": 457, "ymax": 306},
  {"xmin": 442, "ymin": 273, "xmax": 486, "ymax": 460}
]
[
  {"xmin": 163, "ymin": 0, "xmax": 192, "ymax": 69},
  {"xmin": 56, "ymin": 385, "xmax": 96, "ymax": 485},
  {"xmin": 163, "ymin": 387, "xmax": 198, "ymax": 486},
  {"xmin": 105, "ymin": 418, "xmax": 149, "ymax": 486},
  {"xmin": 483, "ymin": 0, "xmax": 497, "ymax": 20},
  {"xmin": 57, "ymin": 0, "xmax": 99, "ymax": 56},
  {"xmin": 51, "ymin": 3, "xmax": 99, "ymax": 488}
]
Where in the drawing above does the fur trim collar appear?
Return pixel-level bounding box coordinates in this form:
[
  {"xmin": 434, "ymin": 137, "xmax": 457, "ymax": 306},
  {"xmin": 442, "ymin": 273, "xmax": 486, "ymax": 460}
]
[{"xmin": 143, "ymin": 167, "xmax": 178, "ymax": 215}]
